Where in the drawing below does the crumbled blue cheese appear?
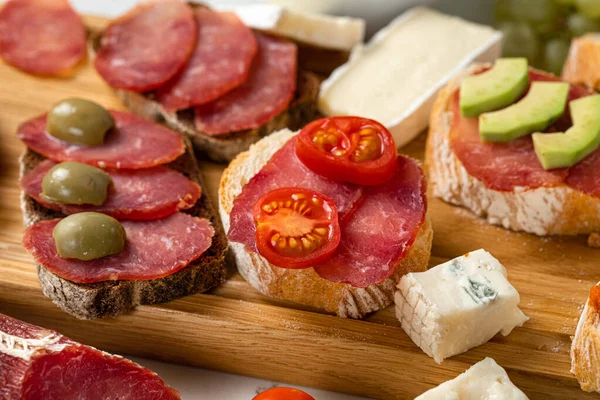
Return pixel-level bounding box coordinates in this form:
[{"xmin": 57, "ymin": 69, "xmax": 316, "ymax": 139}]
[{"xmin": 395, "ymin": 249, "xmax": 528, "ymax": 363}]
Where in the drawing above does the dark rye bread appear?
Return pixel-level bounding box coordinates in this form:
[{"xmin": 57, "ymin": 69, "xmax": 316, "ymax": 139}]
[
  {"xmin": 18, "ymin": 140, "xmax": 228, "ymax": 320},
  {"xmin": 88, "ymin": 30, "xmax": 320, "ymax": 164}
]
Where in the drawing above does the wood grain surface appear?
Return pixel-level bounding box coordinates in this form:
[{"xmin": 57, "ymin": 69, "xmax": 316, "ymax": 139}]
[{"xmin": 0, "ymin": 15, "xmax": 599, "ymax": 400}]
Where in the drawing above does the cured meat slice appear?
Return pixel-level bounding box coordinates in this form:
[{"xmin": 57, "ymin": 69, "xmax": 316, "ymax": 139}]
[
  {"xmin": 449, "ymin": 72, "xmax": 591, "ymax": 192},
  {"xmin": 565, "ymin": 149, "xmax": 600, "ymax": 198},
  {"xmin": 313, "ymin": 157, "xmax": 427, "ymax": 287},
  {"xmin": 18, "ymin": 111, "xmax": 185, "ymax": 169},
  {"xmin": 21, "ymin": 160, "xmax": 201, "ymax": 220},
  {"xmin": 0, "ymin": 0, "xmax": 86, "ymax": 76},
  {"xmin": 0, "ymin": 313, "xmax": 180, "ymax": 399},
  {"xmin": 23, "ymin": 213, "xmax": 214, "ymax": 283},
  {"xmin": 227, "ymin": 137, "xmax": 363, "ymax": 251},
  {"xmin": 156, "ymin": 8, "xmax": 258, "ymax": 111},
  {"xmin": 194, "ymin": 32, "xmax": 297, "ymax": 135},
  {"xmin": 94, "ymin": 0, "xmax": 196, "ymax": 92}
]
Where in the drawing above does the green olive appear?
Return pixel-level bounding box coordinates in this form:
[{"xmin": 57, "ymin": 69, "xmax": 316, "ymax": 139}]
[
  {"xmin": 47, "ymin": 98, "xmax": 115, "ymax": 146},
  {"xmin": 53, "ymin": 212, "xmax": 126, "ymax": 261},
  {"xmin": 41, "ymin": 162, "xmax": 112, "ymax": 206}
]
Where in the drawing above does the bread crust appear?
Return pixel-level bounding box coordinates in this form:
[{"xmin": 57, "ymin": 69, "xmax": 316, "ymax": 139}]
[
  {"xmin": 425, "ymin": 64, "xmax": 600, "ymax": 237},
  {"xmin": 19, "ymin": 143, "xmax": 228, "ymax": 320},
  {"xmin": 219, "ymin": 129, "xmax": 432, "ymax": 319},
  {"xmin": 571, "ymin": 291, "xmax": 600, "ymax": 392}
]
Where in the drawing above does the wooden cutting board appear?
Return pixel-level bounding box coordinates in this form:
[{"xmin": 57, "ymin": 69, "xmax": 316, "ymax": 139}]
[{"xmin": 0, "ymin": 14, "xmax": 598, "ymax": 400}]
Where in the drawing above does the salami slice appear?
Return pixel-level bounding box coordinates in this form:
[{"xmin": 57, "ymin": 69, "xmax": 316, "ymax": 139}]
[
  {"xmin": 94, "ymin": 0, "xmax": 196, "ymax": 92},
  {"xmin": 227, "ymin": 137, "xmax": 363, "ymax": 250},
  {"xmin": 156, "ymin": 8, "xmax": 258, "ymax": 111},
  {"xmin": 23, "ymin": 213, "xmax": 213, "ymax": 283},
  {"xmin": 565, "ymin": 149, "xmax": 600, "ymax": 198},
  {"xmin": 194, "ymin": 32, "xmax": 297, "ymax": 135},
  {"xmin": 21, "ymin": 160, "xmax": 201, "ymax": 220},
  {"xmin": 18, "ymin": 111, "xmax": 185, "ymax": 169},
  {"xmin": 0, "ymin": 0, "xmax": 86, "ymax": 76},
  {"xmin": 0, "ymin": 313, "xmax": 180, "ymax": 399},
  {"xmin": 313, "ymin": 157, "xmax": 427, "ymax": 287}
]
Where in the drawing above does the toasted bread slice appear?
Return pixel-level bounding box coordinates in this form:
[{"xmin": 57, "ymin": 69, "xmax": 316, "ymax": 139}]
[
  {"xmin": 19, "ymin": 139, "xmax": 228, "ymax": 320},
  {"xmin": 88, "ymin": 30, "xmax": 320, "ymax": 164},
  {"xmin": 219, "ymin": 129, "xmax": 433, "ymax": 319},
  {"xmin": 571, "ymin": 284, "xmax": 600, "ymax": 393},
  {"xmin": 562, "ymin": 34, "xmax": 600, "ymax": 89},
  {"xmin": 426, "ymin": 63, "xmax": 600, "ymax": 239}
]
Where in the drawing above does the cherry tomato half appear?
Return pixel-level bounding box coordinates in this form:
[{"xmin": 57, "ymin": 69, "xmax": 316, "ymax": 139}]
[
  {"xmin": 295, "ymin": 116, "xmax": 397, "ymax": 186},
  {"xmin": 253, "ymin": 387, "xmax": 315, "ymax": 400},
  {"xmin": 253, "ymin": 187, "xmax": 340, "ymax": 269}
]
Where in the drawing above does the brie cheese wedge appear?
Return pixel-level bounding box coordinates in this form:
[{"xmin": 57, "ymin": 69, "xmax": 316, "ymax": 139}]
[
  {"xmin": 416, "ymin": 358, "xmax": 529, "ymax": 399},
  {"xmin": 395, "ymin": 249, "xmax": 528, "ymax": 363},
  {"xmin": 318, "ymin": 7, "xmax": 502, "ymax": 148}
]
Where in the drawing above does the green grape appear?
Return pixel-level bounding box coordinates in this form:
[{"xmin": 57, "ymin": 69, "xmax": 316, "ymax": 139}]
[
  {"xmin": 577, "ymin": 0, "xmax": 600, "ymax": 18},
  {"xmin": 567, "ymin": 13, "xmax": 600, "ymax": 36},
  {"xmin": 506, "ymin": 0, "xmax": 558, "ymax": 23},
  {"xmin": 543, "ymin": 38, "xmax": 571, "ymax": 75},
  {"xmin": 500, "ymin": 22, "xmax": 540, "ymax": 62}
]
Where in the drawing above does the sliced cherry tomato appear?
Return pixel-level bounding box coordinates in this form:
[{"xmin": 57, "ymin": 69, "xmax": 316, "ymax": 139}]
[
  {"xmin": 253, "ymin": 387, "xmax": 315, "ymax": 400},
  {"xmin": 295, "ymin": 116, "xmax": 397, "ymax": 186},
  {"xmin": 253, "ymin": 187, "xmax": 340, "ymax": 269}
]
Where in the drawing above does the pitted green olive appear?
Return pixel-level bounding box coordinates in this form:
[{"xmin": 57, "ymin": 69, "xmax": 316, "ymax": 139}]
[
  {"xmin": 53, "ymin": 212, "xmax": 126, "ymax": 261},
  {"xmin": 47, "ymin": 98, "xmax": 115, "ymax": 146},
  {"xmin": 41, "ymin": 162, "xmax": 112, "ymax": 206}
]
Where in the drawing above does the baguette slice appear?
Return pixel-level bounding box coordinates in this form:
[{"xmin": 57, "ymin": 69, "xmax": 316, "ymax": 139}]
[
  {"xmin": 571, "ymin": 283, "xmax": 600, "ymax": 393},
  {"xmin": 426, "ymin": 63, "xmax": 600, "ymax": 238},
  {"xmin": 19, "ymin": 139, "xmax": 228, "ymax": 320},
  {"xmin": 562, "ymin": 33, "xmax": 600, "ymax": 90},
  {"xmin": 219, "ymin": 129, "xmax": 433, "ymax": 318}
]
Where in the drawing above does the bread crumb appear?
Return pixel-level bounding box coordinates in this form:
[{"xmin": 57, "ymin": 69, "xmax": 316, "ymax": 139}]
[{"xmin": 588, "ymin": 233, "xmax": 600, "ymax": 248}]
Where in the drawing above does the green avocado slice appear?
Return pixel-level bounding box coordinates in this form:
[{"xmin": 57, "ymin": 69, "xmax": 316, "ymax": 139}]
[
  {"xmin": 460, "ymin": 58, "xmax": 529, "ymax": 118},
  {"xmin": 533, "ymin": 94, "xmax": 600, "ymax": 170},
  {"xmin": 479, "ymin": 82, "xmax": 569, "ymax": 142}
]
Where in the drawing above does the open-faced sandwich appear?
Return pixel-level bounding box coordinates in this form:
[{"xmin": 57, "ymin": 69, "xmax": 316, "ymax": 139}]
[
  {"xmin": 90, "ymin": 0, "xmax": 365, "ymax": 163},
  {"xmin": 427, "ymin": 58, "xmax": 600, "ymax": 243},
  {"xmin": 219, "ymin": 116, "xmax": 432, "ymax": 318},
  {"xmin": 17, "ymin": 98, "xmax": 227, "ymax": 319}
]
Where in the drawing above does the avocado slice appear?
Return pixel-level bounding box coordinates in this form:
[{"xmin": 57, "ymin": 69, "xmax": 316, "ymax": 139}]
[
  {"xmin": 479, "ymin": 82, "xmax": 569, "ymax": 142},
  {"xmin": 460, "ymin": 58, "xmax": 529, "ymax": 118},
  {"xmin": 533, "ymin": 94, "xmax": 600, "ymax": 169}
]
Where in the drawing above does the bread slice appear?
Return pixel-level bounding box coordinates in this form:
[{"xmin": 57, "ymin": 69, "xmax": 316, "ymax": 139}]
[
  {"xmin": 426, "ymin": 63, "xmax": 600, "ymax": 239},
  {"xmin": 88, "ymin": 30, "xmax": 320, "ymax": 164},
  {"xmin": 571, "ymin": 283, "xmax": 600, "ymax": 393},
  {"xmin": 219, "ymin": 129, "xmax": 433, "ymax": 319},
  {"xmin": 19, "ymin": 139, "xmax": 228, "ymax": 320},
  {"xmin": 562, "ymin": 33, "xmax": 600, "ymax": 89}
]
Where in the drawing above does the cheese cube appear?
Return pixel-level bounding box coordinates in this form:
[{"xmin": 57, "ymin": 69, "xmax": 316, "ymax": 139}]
[
  {"xmin": 318, "ymin": 7, "xmax": 501, "ymax": 148},
  {"xmin": 395, "ymin": 249, "xmax": 528, "ymax": 363},
  {"xmin": 416, "ymin": 357, "xmax": 529, "ymax": 399}
]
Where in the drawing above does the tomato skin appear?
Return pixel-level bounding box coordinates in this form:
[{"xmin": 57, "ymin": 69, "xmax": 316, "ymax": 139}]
[
  {"xmin": 253, "ymin": 387, "xmax": 315, "ymax": 400},
  {"xmin": 295, "ymin": 116, "xmax": 397, "ymax": 186},
  {"xmin": 253, "ymin": 187, "xmax": 340, "ymax": 269}
]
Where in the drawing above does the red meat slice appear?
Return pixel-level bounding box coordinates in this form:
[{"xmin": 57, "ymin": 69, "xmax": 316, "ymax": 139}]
[
  {"xmin": 0, "ymin": 313, "xmax": 180, "ymax": 400},
  {"xmin": 565, "ymin": 149, "xmax": 600, "ymax": 198},
  {"xmin": 22, "ymin": 213, "xmax": 213, "ymax": 283},
  {"xmin": 0, "ymin": 0, "xmax": 86, "ymax": 76},
  {"xmin": 194, "ymin": 32, "xmax": 297, "ymax": 135},
  {"xmin": 18, "ymin": 111, "xmax": 185, "ymax": 169},
  {"xmin": 21, "ymin": 160, "xmax": 201, "ymax": 220},
  {"xmin": 94, "ymin": 0, "xmax": 196, "ymax": 92},
  {"xmin": 227, "ymin": 136, "xmax": 363, "ymax": 251},
  {"xmin": 313, "ymin": 157, "xmax": 427, "ymax": 287},
  {"xmin": 156, "ymin": 8, "xmax": 257, "ymax": 111}
]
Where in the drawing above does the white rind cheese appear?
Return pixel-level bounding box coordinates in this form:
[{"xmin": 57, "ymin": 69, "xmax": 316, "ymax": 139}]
[
  {"xmin": 229, "ymin": 4, "xmax": 365, "ymax": 51},
  {"xmin": 395, "ymin": 249, "xmax": 528, "ymax": 363},
  {"xmin": 416, "ymin": 357, "xmax": 529, "ymax": 399},
  {"xmin": 318, "ymin": 7, "xmax": 501, "ymax": 148}
]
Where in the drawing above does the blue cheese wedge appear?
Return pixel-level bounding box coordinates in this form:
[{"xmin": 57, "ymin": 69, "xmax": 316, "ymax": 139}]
[
  {"xmin": 395, "ymin": 249, "xmax": 528, "ymax": 363},
  {"xmin": 318, "ymin": 7, "xmax": 501, "ymax": 148},
  {"xmin": 416, "ymin": 357, "xmax": 529, "ymax": 399}
]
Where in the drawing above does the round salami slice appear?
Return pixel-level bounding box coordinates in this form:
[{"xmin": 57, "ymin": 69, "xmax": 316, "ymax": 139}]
[
  {"xmin": 0, "ymin": 0, "xmax": 86, "ymax": 76},
  {"xmin": 156, "ymin": 9, "xmax": 258, "ymax": 111},
  {"xmin": 94, "ymin": 0, "xmax": 196, "ymax": 92},
  {"xmin": 18, "ymin": 111, "xmax": 185, "ymax": 169},
  {"xmin": 565, "ymin": 149, "xmax": 600, "ymax": 198},
  {"xmin": 21, "ymin": 160, "xmax": 201, "ymax": 220},
  {"xmin": 23, "ymin": 213, "xmax": 214, "ymax": 283},
  {"xmin": 313, "ymin": 157, "xmax": 427, "ymax": 287},
  {"xmin": 194, "ymin": 32, "xmax": 297, "ymax": 135}
]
